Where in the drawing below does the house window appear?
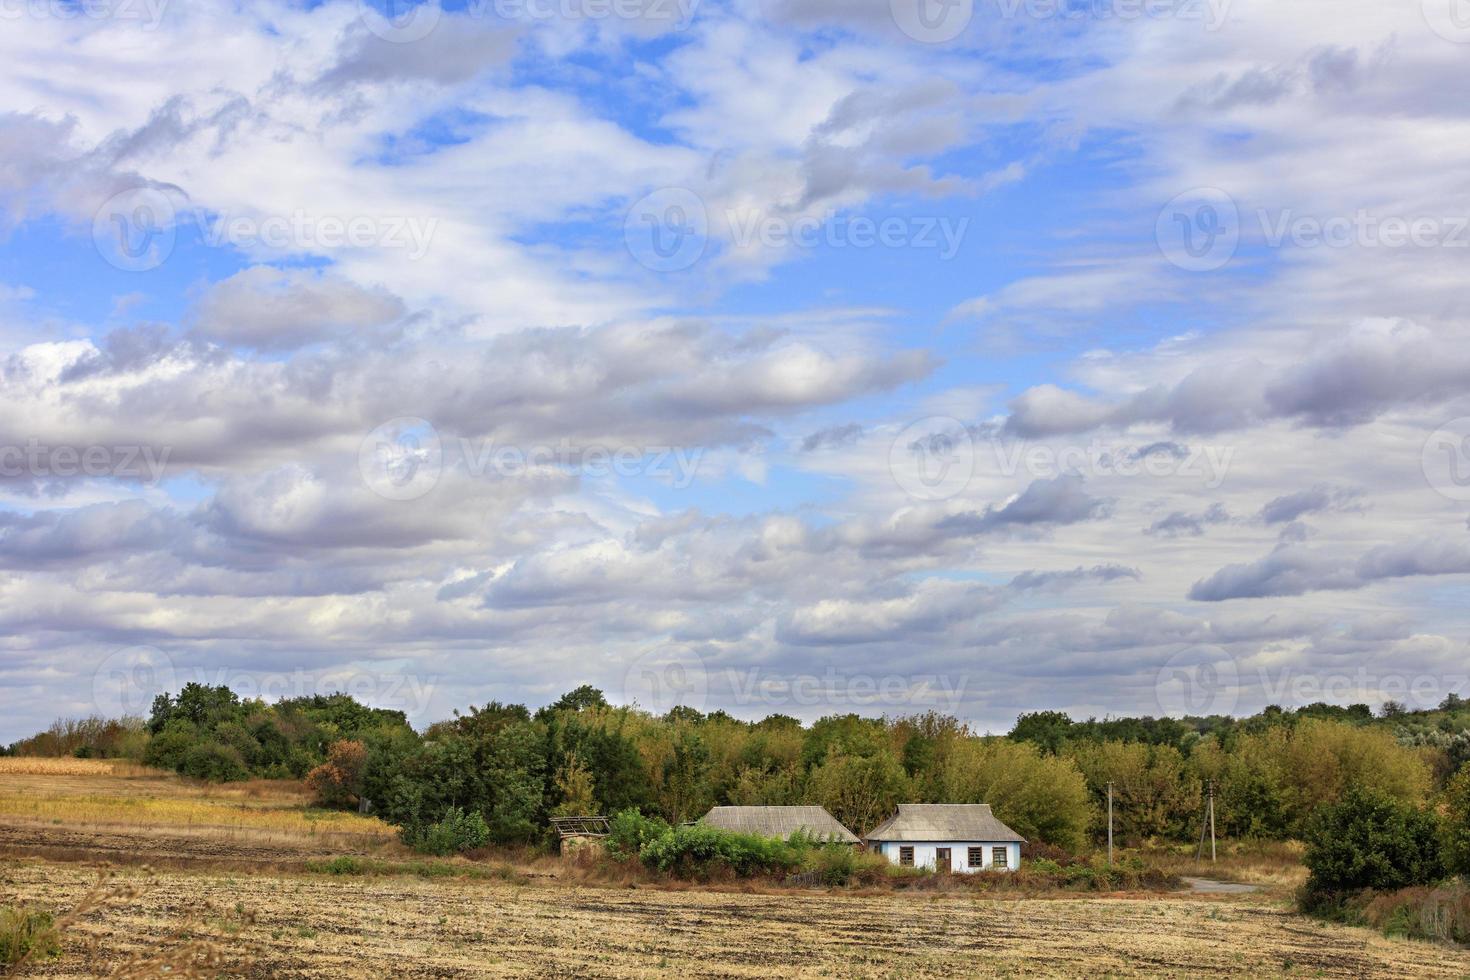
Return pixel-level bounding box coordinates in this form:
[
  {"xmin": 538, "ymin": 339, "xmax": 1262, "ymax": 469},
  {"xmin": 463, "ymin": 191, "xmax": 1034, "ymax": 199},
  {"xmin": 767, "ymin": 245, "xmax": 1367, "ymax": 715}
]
[
  {"xmin": 992, "ymin": 846, "xmax": 1008, "ymax": 869},
  {"xmin": 899, "ymin": 846, "xmax": 914, "ymax": 867},
  {"xmin": 967, "ymin": 847, "xmax": 983, "ymax": 869}
]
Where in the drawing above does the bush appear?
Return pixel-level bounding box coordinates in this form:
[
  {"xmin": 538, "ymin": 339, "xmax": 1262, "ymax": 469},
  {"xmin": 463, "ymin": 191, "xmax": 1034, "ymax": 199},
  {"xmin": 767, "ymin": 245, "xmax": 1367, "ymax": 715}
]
[
  {"xmin": 1301, "ymin": 785, "xmax": 1445, "ymax": 912},
  {"xmin": 0, "ymin": 906, "xmax": 60, "ymax": 967},
  {"xmin": 178, "ymin": 741, "xmax": 251, "ymax": 782},
  {"xmin": 142, "ymin": 722, "xmax": 198, "ymax": 772},
  {"xmin": 806, "ymin": 845, "xmax": 890, "ymax": 886},
  {"xmin": 1442, "ymin": 766, "xmax": 1470, "ymax": 876},
  {"xmin": 406, "ymin": 806, "xmax": 491, "ymax": 856},
  {"xmin": 639, "ymin": 824, "xmax": 804, "ymax": 878},
  {"xmin": 305, "ymin": 740, "xmax": 367, "ymax": 809},
  {"xmin": 605, "ymin": 808, "xmax": 670, "ymax": 857}
]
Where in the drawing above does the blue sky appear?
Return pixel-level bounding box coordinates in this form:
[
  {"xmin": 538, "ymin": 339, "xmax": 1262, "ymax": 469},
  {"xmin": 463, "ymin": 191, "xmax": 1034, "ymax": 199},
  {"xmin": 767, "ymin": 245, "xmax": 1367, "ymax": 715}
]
[{"xmin": 1, "ymin": 0, "xmax": 1469, "ymax": 740}]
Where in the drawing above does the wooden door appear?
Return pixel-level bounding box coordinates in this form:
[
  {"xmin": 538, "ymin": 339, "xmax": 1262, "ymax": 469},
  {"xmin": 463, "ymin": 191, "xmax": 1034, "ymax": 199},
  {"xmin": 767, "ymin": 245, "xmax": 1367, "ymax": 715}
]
[{"xmin": 935, "ymin": 847, "xmax": 951, "ymax": 873}]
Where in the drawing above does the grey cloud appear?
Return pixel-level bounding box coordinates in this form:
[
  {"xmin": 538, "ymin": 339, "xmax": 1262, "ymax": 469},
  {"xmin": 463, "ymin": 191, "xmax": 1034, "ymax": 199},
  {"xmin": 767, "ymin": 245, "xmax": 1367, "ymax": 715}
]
[
  {"xmin": 1130, "ymin": 441, "xmax": 1189, "ymax": 462},
  {"xmin": 1258, "ymin": 484, "xmax": 1361, "ymax": 525},
  {"xmin": 190, "ymin": 267, "xmax": 405, "ymax": 351},
  {"xmin": 800, "ymin": 423, "xmax": 864, "ymax": 452},
  {"xmin": 317, "ymin": 16, "xmax": 519, "ymax": 90},
  {"xmin": 1008, "ymin": 564, "xmax": 1141, "ymax": 592},
  {"xmin": 1190, "ymin": 538, "xmax": 1470, "ymax": 601},
  {"xmin": 1004, "ymin": 322, "xmax": 1470, "ymax": 438},
  {"xmin": 939, "ymin": 475, "xmax": 1113, "ymax": 535},
  {"xmin": 1145, "ymin": 502, "xmax": 1230, "ymax": 538},
  {"xmin": 0, "ymin": 501, "xmax": 179, "ymax": 569}
]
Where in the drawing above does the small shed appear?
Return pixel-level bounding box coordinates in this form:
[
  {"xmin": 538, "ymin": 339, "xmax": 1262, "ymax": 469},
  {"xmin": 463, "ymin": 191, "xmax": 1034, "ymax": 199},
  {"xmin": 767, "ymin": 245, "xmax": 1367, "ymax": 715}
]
[
  {"xmin": 698, "ymin": 805, "xmax": 860, "ymax": 844},
  {"xmin": 865, "ymin": 804, "xmax": 1025, "ymax": 873}
]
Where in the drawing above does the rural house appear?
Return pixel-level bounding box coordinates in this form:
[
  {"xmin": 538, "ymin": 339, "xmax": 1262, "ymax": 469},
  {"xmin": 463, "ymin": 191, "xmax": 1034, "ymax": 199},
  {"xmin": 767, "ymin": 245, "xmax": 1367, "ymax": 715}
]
[
  {"xmin": 699, "ymin": 805, "xmax": 860, "ymax": 844},
  {"xmin": 865, "ymin": 804, "xmax": 1025, "ymax": 873}
]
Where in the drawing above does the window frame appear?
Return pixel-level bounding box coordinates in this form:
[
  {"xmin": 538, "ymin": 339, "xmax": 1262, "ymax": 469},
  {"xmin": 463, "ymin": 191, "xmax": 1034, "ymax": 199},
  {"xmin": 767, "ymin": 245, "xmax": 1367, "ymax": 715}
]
[
  {"xmin": 967, "ymin": 846, "xmax": 984, "ymax": 869},
  {"xmin": 898, "ymin": 845, "xmax": 915, "ymax": 867},
  {"xmin": 992, "ymin": 846, "xmax": 1008, "ymax": 869}
]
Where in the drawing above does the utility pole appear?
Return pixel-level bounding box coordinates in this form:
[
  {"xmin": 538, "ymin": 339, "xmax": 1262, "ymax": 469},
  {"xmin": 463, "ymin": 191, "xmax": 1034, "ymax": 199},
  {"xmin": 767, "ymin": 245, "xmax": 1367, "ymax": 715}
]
[
  {"xmin": 1196, "ymin": 782, "xmax": 1209, "ymax": 861},
  {"xmin": 1208, "ymin": 780, "xmax": 1217, "ymax": 864},
  {"xmin": 1106, "ymin": 781, "xmax": 1113, "ymax": 866}
]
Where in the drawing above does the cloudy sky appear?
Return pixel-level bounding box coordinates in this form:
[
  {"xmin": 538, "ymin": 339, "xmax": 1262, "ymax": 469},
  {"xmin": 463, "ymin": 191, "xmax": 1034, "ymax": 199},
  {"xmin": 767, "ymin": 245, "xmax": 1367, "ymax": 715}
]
[{"xmin": 2, "ymin": 0, "xmax": 1469, "ymax": 740}]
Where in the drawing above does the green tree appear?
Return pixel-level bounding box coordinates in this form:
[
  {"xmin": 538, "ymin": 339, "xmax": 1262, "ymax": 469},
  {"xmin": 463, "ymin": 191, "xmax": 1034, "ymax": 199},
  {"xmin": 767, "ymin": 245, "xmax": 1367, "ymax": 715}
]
[
  {"xmin": 807, "ymin": 746, "xmax": 909, "ymax": 836},
  {"xmin": 1009, "ymin": 711, "xmax": 1074, "ymax": 755},
  {"xmin": 941, "ymin": 737, "xmax": 1091, "ymax": 850},
  {"xmin": 1302, "ymin": 785, "xmax": 1444, "ymax": 909},
  {"xmin": 1441, "ymin": 766, "xmax": 1470, "ymax": 876},
  {"xmin": 550, "ymin": 752, "xmax": 598, "ymax": 818},
  {"xmin": 659, "ymin": 728, "xmax": 713, "ymax": 824}
]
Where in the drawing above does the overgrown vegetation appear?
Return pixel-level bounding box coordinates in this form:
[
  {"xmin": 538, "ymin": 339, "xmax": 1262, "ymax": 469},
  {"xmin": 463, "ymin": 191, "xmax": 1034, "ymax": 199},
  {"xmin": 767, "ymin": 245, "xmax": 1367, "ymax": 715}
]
[{"xmin": 0, "ymin": 905, "xmax": 60, "ymax": 968}]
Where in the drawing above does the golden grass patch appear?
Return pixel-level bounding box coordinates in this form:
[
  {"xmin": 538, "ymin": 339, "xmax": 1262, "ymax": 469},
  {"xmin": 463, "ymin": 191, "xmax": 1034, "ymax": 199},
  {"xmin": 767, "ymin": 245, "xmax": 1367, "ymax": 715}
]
[
  {"xmin": 0, "ymin": 791, "xmax": 393, "ymax": 837},
  {"xmin": 0, "ymin": 758, "xmax": 155, "ymax": 778}
]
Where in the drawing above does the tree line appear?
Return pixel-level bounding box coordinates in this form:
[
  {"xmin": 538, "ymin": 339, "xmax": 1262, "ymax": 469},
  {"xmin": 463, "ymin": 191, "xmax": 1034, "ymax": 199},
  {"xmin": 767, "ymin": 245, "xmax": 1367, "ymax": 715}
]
[{"xmin": 6, "ymin": 683, "xmax": 1469, "ymax": 859}]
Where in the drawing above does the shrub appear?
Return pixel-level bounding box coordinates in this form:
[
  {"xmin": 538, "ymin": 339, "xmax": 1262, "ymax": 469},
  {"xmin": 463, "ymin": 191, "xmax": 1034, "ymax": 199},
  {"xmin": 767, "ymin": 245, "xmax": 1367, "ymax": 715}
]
[
  {"xmin": 1301, "ymin": 785, "xmax": 1445, "ymax": 912},
  {"xmin": 806, "ymin": 845, "xmax": 889, "ymax": 886},
  {"xmin": 178, "ymin": 741, "xmax": 251, "ymax": 782},
  {"xmin": 639, "ymin": 824, "xmax": 805, "ymax": 878},
  {"xmin": 142, "ymin": 722, "xmax": 198, "ymax": 772},
  {"xmin": 305, "ymin": 740, "xmax": 367, "ymax": 809},
  {"xmin": 0, "ymin": 906, "xmax": 60, "ymax": 967},
  {"xmin": 1442, "ymin": 766, "xmax": 1470, "ymax": 876},
  {"xmin": 406, "ymin": 806, "xmax": 491, "ymax": 856},
  {"xmin": 605, "ymin": 808, "xmax": 670, "ymax": 857}
]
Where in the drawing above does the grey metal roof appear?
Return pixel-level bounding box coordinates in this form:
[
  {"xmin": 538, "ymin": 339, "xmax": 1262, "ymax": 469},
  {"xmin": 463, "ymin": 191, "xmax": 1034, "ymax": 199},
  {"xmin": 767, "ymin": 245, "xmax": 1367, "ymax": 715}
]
[
  {"xmin": 864, "ymin": 804, "xmax": 1026, "ymax": 843},
  {"xmin": 698, "ymin": 806, "xmax": 860, "ymax": 843}
]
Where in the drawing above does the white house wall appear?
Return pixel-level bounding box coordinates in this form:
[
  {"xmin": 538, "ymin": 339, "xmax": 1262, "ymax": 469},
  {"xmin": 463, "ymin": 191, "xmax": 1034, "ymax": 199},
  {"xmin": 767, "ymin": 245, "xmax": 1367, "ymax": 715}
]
[{"xmin": 875, "ymin": 841, "xmax": 1020, "ymax": 873}]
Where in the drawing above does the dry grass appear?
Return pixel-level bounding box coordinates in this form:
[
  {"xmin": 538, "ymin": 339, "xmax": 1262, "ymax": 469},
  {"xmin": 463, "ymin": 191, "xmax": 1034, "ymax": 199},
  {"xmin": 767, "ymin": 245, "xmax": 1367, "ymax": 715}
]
[
  {"xmin": 0, "ymin": 758, "xmax": 155, "ymax": 778},
  {"xmin": 1138, "ymin": 840, "xmax": 1309, "ymax": 896},
  {"xmin": 0, "ymin": 758, "xmax": 395, "ymax": 854},
  {"xmin": 0, "ymin": 790, "xmax": 393, "ymax": 836}
]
